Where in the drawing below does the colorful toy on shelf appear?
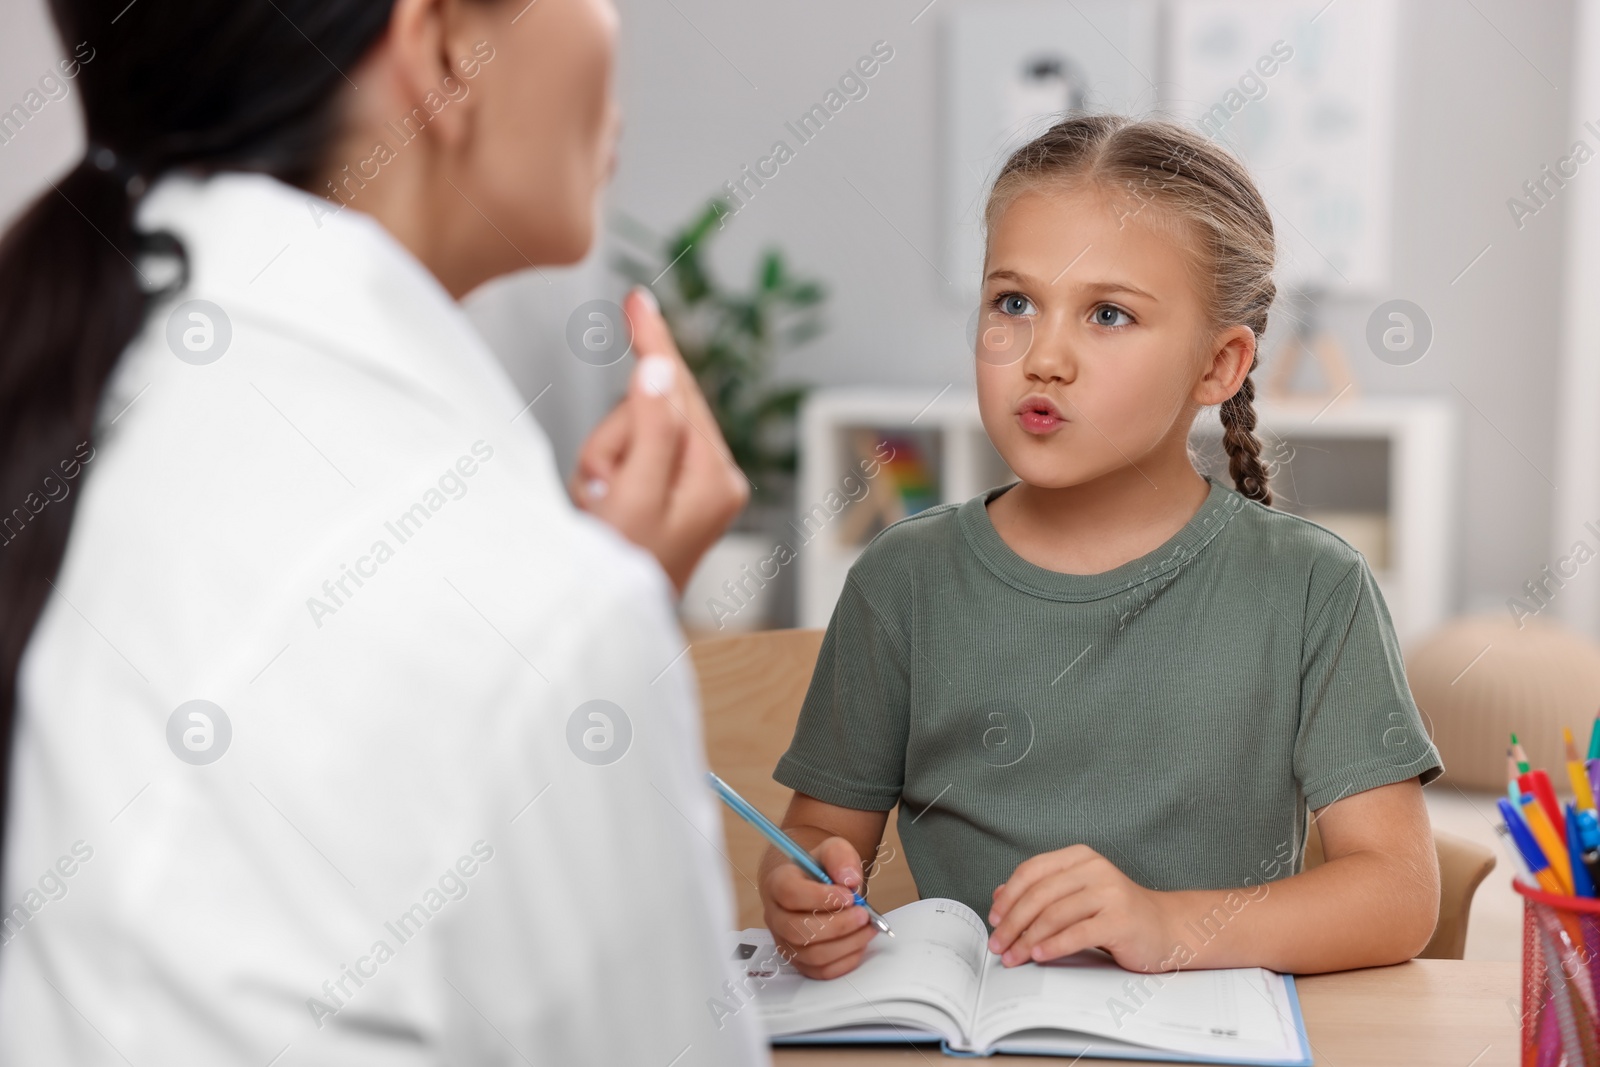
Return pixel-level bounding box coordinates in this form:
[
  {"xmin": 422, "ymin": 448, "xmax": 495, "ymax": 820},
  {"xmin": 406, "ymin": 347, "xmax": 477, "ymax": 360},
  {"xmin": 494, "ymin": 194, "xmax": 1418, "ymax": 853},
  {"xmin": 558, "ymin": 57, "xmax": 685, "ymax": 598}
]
[{"xmin": 835, "ymin": 429, "xmax": 941, "ymax": 546}]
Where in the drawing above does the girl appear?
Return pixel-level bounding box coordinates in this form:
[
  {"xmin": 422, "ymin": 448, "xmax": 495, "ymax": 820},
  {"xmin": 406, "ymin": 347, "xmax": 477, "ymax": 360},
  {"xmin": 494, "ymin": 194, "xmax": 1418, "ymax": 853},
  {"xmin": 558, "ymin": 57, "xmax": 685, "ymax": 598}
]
[{"xmin": 759, "ymin": 114, "xmax": 1443, "ymax": 980}]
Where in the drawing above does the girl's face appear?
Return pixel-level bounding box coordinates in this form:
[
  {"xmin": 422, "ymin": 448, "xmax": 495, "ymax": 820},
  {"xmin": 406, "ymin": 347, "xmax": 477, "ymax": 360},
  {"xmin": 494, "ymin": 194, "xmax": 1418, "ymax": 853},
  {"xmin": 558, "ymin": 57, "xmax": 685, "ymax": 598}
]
[{"xmin": 975, "ymin": 183, "xmax": 1239, "ymax": 491}]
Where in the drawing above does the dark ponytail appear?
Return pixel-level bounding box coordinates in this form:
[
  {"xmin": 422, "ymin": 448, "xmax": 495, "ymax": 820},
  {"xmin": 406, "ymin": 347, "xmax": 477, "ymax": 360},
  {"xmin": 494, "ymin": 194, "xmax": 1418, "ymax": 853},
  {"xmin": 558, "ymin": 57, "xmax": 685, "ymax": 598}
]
[{"xmin": 0, "ymin": 0, "xmax": 397, "ymax": 868}]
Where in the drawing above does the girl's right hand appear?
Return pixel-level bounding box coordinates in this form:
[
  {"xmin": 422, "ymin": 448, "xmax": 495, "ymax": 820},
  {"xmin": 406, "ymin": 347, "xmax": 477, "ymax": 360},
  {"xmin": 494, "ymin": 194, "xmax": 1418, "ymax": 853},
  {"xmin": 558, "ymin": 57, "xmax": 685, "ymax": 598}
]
[{"xmin": 760, "ymin": 837, "xmax": 880, "ymax": 979}]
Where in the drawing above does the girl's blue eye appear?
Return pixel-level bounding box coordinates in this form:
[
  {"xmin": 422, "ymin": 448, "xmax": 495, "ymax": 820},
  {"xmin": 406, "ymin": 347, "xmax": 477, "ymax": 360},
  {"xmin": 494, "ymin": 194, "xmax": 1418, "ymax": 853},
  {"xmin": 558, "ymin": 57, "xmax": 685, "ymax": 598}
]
[
  {"xmin": 1093, "ymin": 304, "xmax": 1132, "ymax": 328},
  {"xmin": 996, "ymin": 293, "xmax": 1035, "ymax": 317}
]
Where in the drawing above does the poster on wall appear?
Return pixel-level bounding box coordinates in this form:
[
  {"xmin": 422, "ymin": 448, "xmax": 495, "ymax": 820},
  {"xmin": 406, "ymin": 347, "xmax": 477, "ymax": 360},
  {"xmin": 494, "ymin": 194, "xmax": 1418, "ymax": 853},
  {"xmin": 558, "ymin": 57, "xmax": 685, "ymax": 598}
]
[
  {"xmin": 941, "ymin": 0, "xmax": 1160, "ymax": 306},
  {"xmin": 1167, "ymin": 0, "xmax": 1399, "ymax": 293}
]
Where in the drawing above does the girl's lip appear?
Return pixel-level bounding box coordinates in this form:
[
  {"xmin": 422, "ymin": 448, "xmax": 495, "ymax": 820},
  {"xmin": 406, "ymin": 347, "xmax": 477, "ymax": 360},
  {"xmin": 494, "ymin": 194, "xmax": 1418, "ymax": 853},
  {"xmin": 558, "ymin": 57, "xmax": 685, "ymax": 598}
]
[
  {"xmin": 1016, "ymin": 394, "xmax": 1067, "ymax": 435},
  {"xmin": 1018, "ymin": 411, "xmax": 1064, "ymax": 434},
  {"xmin": 1015, "ymin": 395, "xmax": 1066, "ymax": 420}
]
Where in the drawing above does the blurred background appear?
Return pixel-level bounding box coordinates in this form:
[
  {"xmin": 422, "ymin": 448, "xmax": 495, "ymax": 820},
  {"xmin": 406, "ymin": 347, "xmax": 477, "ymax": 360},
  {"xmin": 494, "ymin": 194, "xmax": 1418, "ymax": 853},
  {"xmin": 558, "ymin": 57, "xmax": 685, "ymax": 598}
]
[{"xmin": 5, "ymin": 0, "xmax": 1599, "ymax": 960}]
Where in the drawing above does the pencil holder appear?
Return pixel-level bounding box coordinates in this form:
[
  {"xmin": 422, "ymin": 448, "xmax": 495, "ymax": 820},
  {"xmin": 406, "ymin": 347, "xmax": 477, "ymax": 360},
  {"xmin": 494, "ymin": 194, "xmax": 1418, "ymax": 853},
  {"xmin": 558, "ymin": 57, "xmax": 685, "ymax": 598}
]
[{"xmin": 1516, "ymin": 881, "xmax": 1600, "ymax": 1066}]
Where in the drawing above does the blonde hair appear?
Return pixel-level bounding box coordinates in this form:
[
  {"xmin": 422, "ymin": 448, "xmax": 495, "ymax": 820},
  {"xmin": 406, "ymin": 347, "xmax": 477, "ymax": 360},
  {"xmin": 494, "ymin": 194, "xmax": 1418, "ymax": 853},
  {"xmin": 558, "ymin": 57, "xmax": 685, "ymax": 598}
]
[{"xmin": 983, "ymin": 113, "xmax": 1277, "ymax": 505}]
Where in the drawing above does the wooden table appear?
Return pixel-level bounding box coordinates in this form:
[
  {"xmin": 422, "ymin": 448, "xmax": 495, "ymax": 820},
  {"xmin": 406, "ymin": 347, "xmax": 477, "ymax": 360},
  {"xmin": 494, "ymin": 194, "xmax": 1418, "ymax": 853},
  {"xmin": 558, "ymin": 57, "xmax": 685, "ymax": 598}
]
[{"xmin": 772, "ymin": 959, "xmax": 1519, "ymax": 1066}]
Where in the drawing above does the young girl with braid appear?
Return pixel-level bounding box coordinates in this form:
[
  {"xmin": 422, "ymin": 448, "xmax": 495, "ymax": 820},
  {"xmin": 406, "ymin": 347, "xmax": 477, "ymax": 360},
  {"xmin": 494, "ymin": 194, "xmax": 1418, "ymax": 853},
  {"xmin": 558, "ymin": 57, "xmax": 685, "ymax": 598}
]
[{"xmin": 758, "ymin": 115, "xmax": 1444, "ymax": 979}]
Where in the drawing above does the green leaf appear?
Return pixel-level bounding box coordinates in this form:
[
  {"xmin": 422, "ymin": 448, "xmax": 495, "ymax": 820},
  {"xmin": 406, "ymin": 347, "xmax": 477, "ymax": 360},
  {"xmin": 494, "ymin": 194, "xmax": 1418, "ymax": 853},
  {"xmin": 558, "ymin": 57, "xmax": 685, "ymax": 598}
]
[
  {"xmin": 686, "ymin": 199, "xmax": 731, "ymax": 245},
  {"xmin": 754, "ymin": 384, "xmax": 808, "ymax": 418},
  {"xmin": 781, "ymin": 317, "xmax": 827, "ymax": 348},
  {"xmin": 783, "ymin": 280, "xmax": 826, "ymax": 306},
  {"xmin": 760, "ymin": 251, "xmax": 785, "ymax": 292},
  {"xmin": 670, "ymin": 243, "xmax": 711, "ymax": 304},
  {"xmin": 605, "ymin": 190, "xmax": 832, "ymax": 485}
]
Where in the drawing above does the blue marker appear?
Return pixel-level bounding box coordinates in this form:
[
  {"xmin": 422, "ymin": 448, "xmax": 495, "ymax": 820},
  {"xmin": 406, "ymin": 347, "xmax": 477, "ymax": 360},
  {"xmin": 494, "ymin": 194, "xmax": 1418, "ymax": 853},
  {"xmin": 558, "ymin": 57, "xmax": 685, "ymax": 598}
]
[
  {"xmin": 1499, "ymin": 796, "xmax": 1553, "ymax": 881},
  {"xmin": 1580, "ymin": 808, "xmax": 1600, "ymax": 852},
  {"xmin": 1567, "ymin": 803, "xmax": 1596, "ymax": 898},
  {"xmin": 1576, "ymin": 807, "xmax": 1600, "ymax": 896},
  {"xmin": 707, "ymin": 772, "xmax": 893, "ymax": 937}
]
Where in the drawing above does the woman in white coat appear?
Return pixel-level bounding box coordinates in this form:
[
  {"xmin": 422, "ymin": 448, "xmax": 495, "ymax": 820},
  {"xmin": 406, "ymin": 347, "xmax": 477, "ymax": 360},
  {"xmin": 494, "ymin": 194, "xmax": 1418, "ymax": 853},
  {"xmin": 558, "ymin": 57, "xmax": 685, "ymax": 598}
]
[{"xmin": 0, "ymin": 0, "xmax": 769, "ymax": 1063}]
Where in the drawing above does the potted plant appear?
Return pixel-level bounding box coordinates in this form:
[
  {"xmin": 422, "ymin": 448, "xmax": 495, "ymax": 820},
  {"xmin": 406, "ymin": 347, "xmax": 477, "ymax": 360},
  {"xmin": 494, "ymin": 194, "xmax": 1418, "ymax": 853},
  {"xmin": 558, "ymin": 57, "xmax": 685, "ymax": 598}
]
[{"xmin": 612, "ymin": 199, "xmax": 827, "ymax": 630}]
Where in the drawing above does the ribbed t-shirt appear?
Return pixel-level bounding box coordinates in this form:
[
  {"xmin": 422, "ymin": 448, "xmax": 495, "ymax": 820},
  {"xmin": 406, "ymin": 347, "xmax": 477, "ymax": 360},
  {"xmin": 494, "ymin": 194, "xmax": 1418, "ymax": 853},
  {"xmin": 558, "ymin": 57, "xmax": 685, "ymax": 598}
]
[{"xmin": 774, "ymin": 476, "xmax": 1443, "ymax": 922}]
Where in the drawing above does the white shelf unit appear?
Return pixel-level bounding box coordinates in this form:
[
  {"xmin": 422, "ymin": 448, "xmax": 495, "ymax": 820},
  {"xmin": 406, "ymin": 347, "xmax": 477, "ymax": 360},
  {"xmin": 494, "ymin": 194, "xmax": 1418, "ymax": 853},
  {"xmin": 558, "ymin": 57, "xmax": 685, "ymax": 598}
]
[{"xmin": 796, "ymin": 387, "xmax": 1456, "ymax": 644}]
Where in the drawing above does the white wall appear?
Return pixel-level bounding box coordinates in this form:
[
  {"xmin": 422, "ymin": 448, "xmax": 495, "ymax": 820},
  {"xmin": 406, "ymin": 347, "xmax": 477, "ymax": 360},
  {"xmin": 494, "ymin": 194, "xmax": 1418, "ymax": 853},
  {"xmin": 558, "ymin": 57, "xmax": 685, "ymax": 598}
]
[
  {"xmin": 1553, "ymin": 0, "xmax": 1600, "ymax": 638},
  {"xmin": 0, "ymin": 0, "xmax": 1583, "ymax": 627},
  {"xmin": 0, "ymin": 0, "xmax": 80, "ymax": 222}
]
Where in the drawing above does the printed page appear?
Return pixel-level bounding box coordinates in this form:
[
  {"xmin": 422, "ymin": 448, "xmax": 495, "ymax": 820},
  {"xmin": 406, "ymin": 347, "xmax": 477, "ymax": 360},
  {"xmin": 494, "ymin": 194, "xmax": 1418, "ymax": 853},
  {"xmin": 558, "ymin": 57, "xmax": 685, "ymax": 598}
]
[
  {"xmin": 729, "ymin": 898, "xmax": 991, "ymax": 1045},
  {"xmin": 972, "ymin": 949, "xmax": 1304, "ymax": 1061}
]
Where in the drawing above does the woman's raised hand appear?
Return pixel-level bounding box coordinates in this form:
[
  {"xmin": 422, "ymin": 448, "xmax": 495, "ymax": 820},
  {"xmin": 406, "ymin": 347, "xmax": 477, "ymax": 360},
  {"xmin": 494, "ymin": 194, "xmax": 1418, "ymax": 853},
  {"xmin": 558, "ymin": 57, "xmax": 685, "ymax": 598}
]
[{"xmin": 571, "ymin": 287, "xmax": 750, "ymax": 594}]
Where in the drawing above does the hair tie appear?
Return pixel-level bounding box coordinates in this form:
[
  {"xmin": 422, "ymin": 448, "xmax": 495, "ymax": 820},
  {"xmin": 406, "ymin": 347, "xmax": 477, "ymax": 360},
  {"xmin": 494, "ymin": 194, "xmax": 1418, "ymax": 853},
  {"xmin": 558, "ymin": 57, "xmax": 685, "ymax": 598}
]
[{"xmin": 86, "ymin": 143, "xmax": 147, "ymax": 200}]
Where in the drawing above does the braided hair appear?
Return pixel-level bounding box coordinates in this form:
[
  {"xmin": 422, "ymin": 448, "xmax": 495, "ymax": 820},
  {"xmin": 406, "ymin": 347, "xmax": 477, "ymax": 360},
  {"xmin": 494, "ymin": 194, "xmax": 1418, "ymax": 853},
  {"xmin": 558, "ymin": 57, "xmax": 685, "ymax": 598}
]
[{"xmin": 983, "ymin": 113, "xmax": 1277, "ymax": 506}]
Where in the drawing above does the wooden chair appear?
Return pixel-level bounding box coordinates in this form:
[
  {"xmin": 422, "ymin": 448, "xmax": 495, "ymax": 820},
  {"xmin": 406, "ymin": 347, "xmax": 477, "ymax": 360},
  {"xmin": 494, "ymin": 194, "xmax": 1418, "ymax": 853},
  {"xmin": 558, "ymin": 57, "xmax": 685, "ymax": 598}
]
[{"xmin": 693, "ymin": 628, "xmax": 1497, "ymax": 959}]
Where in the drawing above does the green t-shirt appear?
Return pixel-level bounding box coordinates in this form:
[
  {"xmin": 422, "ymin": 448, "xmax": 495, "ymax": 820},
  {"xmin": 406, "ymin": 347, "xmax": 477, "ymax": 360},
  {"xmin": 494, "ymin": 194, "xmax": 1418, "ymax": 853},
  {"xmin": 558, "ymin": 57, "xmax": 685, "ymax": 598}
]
[{"xmin": 774, "ymin": 476, "xmax": 1443, "ymax": 922}]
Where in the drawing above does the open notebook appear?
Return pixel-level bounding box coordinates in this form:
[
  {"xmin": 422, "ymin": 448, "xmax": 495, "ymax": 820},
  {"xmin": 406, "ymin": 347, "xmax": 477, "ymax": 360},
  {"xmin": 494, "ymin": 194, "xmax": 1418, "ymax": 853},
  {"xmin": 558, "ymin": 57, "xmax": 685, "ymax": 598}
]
[{"xmin": 727, "ymin": 898, "xmax": 1311, "ymax": 1064}]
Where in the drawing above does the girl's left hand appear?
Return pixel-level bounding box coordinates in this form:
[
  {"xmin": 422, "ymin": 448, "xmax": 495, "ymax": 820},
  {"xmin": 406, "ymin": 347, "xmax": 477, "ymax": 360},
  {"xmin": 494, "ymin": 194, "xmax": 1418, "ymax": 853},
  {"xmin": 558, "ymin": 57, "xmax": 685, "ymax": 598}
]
[{"xmin": 986, "ymin": 845, "xmax": 1180, "ymax": 973}]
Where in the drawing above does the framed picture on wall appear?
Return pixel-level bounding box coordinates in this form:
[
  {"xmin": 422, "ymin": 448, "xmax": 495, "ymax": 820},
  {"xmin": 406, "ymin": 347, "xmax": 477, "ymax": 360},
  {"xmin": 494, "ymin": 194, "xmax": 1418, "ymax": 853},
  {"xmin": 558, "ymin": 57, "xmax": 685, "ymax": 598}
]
[{"xmin": 1167, "ymin": 0, "xmax": 1400, "ymax": 292}]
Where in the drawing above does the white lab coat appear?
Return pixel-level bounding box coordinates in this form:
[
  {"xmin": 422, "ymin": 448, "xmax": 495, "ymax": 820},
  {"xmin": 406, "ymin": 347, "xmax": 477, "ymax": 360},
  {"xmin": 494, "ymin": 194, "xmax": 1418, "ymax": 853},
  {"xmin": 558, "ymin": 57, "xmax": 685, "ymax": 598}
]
[{"xmin": 0, "ymin": 171, "xmax": 769, "ymax": 1067}]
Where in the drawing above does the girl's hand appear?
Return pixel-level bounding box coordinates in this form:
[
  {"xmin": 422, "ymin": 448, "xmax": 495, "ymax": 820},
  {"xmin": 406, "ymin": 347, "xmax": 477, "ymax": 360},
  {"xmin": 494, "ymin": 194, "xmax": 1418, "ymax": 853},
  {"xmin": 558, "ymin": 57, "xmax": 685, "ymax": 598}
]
[
  {"xmin": 571, "ymin": 287, "xmax": 749, "ymax": 593},
  {"xmin": 760, "ymin": 837, "xmax": 879, "ymax": 980},
  {"xmin": 986, "ymin": 845, "xmax": 1181, "ymax": 973}
]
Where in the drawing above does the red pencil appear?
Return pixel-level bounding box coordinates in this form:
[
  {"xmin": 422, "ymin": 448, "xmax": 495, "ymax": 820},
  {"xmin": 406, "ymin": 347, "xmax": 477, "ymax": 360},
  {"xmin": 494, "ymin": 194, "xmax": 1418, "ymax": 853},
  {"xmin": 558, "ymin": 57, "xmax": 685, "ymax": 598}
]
[{"xmin": 1520, "ymin": 768, "xmax": 1564, "ymax": 834}]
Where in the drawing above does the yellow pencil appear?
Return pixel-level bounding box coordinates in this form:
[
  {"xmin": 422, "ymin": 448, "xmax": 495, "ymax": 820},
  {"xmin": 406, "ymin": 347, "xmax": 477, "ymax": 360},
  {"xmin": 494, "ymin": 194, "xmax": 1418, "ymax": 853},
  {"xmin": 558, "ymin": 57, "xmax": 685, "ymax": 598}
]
[
  {"xmin": 1534, "ymin": 865, "xmax": 1567, "ymax": 897},
  {"xmin": 1567, "ymin": 727, "xmax": 1597, "ymax": 811},
  {"xmin": 1523, "ymin": 796, "xmax": 1576, "ymax": 894}
]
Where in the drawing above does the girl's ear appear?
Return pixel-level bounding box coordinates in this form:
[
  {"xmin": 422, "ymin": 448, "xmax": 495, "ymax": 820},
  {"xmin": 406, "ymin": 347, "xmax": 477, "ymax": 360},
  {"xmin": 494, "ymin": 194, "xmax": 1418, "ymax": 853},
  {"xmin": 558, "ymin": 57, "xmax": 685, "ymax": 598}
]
[{"xmin": 1194, "ymin": 325, "xmax": 1258, "ymax": 407}]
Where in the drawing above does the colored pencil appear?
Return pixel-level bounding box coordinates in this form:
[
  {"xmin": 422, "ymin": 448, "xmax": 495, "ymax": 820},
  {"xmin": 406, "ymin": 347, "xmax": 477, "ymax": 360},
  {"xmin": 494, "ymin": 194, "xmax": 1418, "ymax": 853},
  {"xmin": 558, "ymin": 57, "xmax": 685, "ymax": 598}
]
[
  {"xmin": 706, "ymin": 771, "xmax": 894, "ymax": 938},
  {"xmin": 1523, "ymin": 796, "xmax": 1576, "ymax": 895},
  {"xmin": 1567, "ymin": 728, "xmax": 1597, "ymax": 811},
  {"xmin": 1524, "ymin": 769, "xmax": 1565, "ymax": 836}
]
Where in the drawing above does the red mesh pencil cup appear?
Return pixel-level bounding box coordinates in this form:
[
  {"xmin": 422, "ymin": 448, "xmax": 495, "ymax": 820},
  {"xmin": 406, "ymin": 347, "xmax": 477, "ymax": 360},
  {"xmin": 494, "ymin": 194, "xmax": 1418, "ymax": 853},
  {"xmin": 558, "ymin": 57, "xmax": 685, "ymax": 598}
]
[{"xmin": 1515, "ymin": 881, "xmax": 1600, "ymax": 1067}]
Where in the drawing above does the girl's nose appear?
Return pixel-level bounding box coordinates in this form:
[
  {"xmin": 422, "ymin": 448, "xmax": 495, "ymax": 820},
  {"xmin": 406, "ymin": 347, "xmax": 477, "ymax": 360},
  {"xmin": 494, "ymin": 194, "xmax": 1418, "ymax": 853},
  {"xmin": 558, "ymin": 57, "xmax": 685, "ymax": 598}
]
[{"xmin": 1021, "ymin": 322, "xmax": 1076, "ymax": 384}]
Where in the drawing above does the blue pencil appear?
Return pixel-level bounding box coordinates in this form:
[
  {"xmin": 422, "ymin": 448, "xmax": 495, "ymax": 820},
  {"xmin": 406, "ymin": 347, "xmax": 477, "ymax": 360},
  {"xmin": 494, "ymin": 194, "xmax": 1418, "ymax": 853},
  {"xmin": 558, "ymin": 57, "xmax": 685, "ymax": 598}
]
[{"xmin": 707, "ymin": 772, "xmax": 894, "ymax": 937}]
